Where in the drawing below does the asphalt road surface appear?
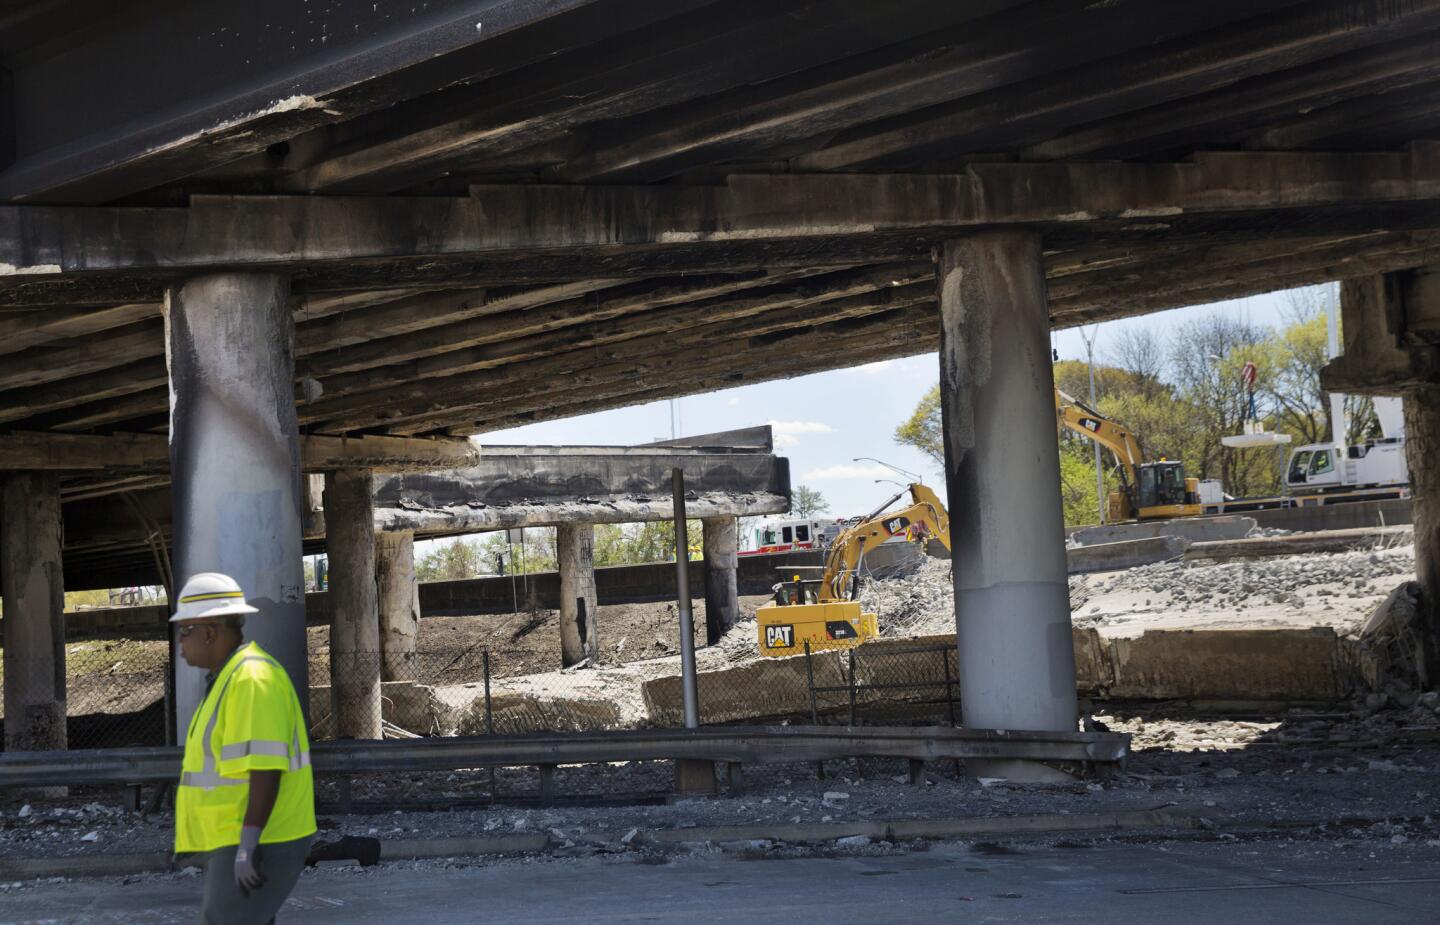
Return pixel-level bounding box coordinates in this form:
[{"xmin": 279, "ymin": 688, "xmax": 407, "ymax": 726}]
[{"xmin": 2, "ymin": 838, "xmax": 1436, "ymax": 924}]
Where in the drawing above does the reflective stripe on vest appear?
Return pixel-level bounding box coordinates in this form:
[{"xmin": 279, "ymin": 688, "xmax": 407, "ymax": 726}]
[{"xmin": 180, "ymin": 654, "xmax": 311, "ymax": 791}]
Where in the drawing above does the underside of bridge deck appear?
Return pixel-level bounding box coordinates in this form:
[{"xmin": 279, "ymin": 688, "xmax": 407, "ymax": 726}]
[{"xmin": 7, "ymin": 0, "xmax": 1440, "ymax": 747}]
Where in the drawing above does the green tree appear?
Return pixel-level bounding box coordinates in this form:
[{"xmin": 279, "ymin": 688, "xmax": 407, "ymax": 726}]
[
  {"xmin": 894, "ymin": 385, "xmax": 944, "ymax": 466},
  {"xmin": 415, "ymin": 538, "xmax": 487, "ymax": 581},
  {"xmin": 792, "ymin": 484, "xmax": 830, "ymax": 517}
]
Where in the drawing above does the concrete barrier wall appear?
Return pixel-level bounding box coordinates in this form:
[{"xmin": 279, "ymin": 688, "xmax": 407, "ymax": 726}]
[
  {"xmin": 640, "ymin": 626, "xmax": 1356, "ymax": 724},
  {"xmin": 1248, "ymin": 498, "xmax": 1411, "ymax": 531}
]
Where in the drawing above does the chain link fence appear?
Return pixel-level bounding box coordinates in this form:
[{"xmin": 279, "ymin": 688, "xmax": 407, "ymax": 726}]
[{"xmin": 1, "ymin": 637, "xmax": 963, "ymax": 755}]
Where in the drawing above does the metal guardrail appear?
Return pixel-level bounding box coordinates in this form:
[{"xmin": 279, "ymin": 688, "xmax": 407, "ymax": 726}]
[{"xmin": 0, "ymin": 726, "xmax": 1129, "ymax": 789}]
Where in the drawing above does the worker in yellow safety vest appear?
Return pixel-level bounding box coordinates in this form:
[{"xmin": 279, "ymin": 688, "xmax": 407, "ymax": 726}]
[{"xmin": 172, "ymin": 572, "xmax": 316, "ymax": 924}]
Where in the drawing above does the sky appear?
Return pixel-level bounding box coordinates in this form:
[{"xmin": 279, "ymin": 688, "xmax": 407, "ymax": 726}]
[{"xmin": 480, "ymin": 284, "xmax": 1334, "ymax": 520}]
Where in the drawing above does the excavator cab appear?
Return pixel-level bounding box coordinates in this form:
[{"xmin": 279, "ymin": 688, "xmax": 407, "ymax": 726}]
[
  {"xmin": 1138, "ymin": 461, "xmax": 1187, "ymax": 509},
  {"xmin": 1133, "ymin": 460, "xmax": 1201, "ymax": 519}
]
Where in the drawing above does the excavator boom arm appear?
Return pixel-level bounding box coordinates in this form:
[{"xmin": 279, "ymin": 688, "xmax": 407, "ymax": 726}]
[
  {"xmin": 1054, "ymin": 388, "xmax": 1143, "ymax": 488},
  {"xmin": 819, "ymin": 483, "xmax": 950, "ymax": 603}
]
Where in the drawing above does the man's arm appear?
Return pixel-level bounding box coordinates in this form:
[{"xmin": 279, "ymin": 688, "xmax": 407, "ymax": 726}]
[
  {"xmin": 235, "ymin": 770, "xmax": 281, "ymax": 891},
  {"xmin": 244, "ymin": 771, "xmax": 281, "ymax": 829}
]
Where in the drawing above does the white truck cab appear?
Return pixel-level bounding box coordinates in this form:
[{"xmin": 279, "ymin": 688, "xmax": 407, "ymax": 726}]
[{"xmin": 1285, "ymin": 438, "xmax": 1408, "ymax": 492}]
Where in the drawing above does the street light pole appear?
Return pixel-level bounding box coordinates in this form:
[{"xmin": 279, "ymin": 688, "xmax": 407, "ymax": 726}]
[{"xmin": 1080, "ymin": 326, "xmax": 1105, "ymax": 524}]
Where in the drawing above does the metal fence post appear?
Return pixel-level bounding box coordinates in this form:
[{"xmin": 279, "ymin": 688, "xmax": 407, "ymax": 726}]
[
  {"xmin": 483, "ymin": 648, "xmax": 494, "ymax": 736},
  {"xmin": 847, "ymin": 648, "xmax": 857, "ymax": 728},
  {"xmin": 672, "ymin": 468, "xmax": 700, "ymax": 729},
  {"xmin": 804, "ymin": 641, "xmax": 819, "ymax": 725},
  {"xmin": 942, "ymin": 646, "xmax": 958, "ymax": 727},
  {"xmin": 804, "ymin": 640, "xmax": 823, "ymax": 780}
]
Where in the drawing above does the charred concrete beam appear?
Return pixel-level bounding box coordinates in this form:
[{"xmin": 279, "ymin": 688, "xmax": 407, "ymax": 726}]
[
  {"xmin": 370, "ymin": 490, "xmax": 789, "ymax": 535},
  {"xmin": 1323, "ymin": 268, "xmax": 1440, "ymax": 394},
  {"xmin": 5, "ymin": 149, "xmax": 1440, "ymax": 297},
  {"xmin": 0, "ymin": 431, "xmax": 481, "ymax": 473},
  {"xmin": 0, "ymin": 0, "xmax": 694, "ymax": 204},
  {"xmin": 371, "ymin": 448, "xmax": 788, "ymax": 509}
]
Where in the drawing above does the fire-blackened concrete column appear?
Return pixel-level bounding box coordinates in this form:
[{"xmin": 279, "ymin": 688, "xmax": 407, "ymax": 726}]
[
  {"xmin": 1, "ymin": 473, "xmax": 66, "ymax": 752},
  {"xmin": 1404, "ymin": 387, "xmax": 1440, "ymax": 685},
  {"xmin": 558, "ymin": 523, "xmax": 598, "ymax": 667},
  {"xmin": 325, "ymin": 469, "xmax": 383, "ymax": 739},
  {"xmin": 702, "ymin": 516, "xmax": 740, "ymax": 645},
  {"xmin": 937, "ymin": 233, "xmax": 1077, "ymax": 778},
  {"xmin": 376, "ymin": 530, "xmax": 420, "ymax": 682},
  {"xmin": 167, "ymin": 274, "xmax": 306, "ymax": 738}
]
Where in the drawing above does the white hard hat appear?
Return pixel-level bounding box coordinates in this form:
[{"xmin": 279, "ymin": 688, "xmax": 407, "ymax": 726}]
[{"xmin": 170, "ymin": 572, "xmax": 260, "ymax": 623}]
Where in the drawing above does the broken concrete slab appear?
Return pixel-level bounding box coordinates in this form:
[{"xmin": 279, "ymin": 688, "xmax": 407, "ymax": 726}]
[
  {"xmin": 1107, "ymin": 628, "xmax": 1353, "ymax": 701},
  {"xmin": 1185, "ymin": 526, "xmax": 1413, "ymax": 563},
  {"xmin": 641, "ymin": 630, "xmax": 1111, "ymax": 726},
  {"xmin": 455, "ymin": 690, "xmax": 623, "ymax": 736},
  {"xmin": 1068, "ymin": 536, "xmax": 1186, "ymax": 574},
  {"xmin": 309, "ymin": 681, "xmax": 460, "ymax": 738},
  {"xmin": 1070, "ymin": 515, "xmax": 1256, "ymax": 547}
]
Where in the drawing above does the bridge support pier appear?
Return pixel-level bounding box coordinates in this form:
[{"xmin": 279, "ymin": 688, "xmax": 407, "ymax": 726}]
[
  {"xmin": 702, "ymin": 516, "xmax": 740, "ymax": 645},
  {"xmin": 1326, "ymin": 271, "xmax": 1440, "ymax": 686},
  {"xmin": 1404, "ymin": 387, "xmax": 1440, "ymax": 686},
  {"xmin": 936, "ymin": 233, "xmax": 1077, "ymax": 781},
  {"xmin": 166, "ymin": 273, "xmax": 307, "ymax": 736},
  {"xmin": 325, "ymin": 468, "xmax": 383, "ymax": 739},
  {"xmin": 377, "ymin": 530, "xmax": 420, "ymax": 682},
  {"xmin": 1, "ymin": 472, "xmax": 67, "ymax": 753},
  {"xmin": 558, "ymin": 523, "xmax": 598, "ymax": 667}
]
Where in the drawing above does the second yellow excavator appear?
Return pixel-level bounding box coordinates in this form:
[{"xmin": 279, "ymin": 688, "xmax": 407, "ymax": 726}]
[
  {"xmin": 756, "ymin": 482, "xmax": 950, "ymax": 657},
  {"xmin": 1055, "ymin": 388, "xmax": 1202, "ymax": 521}
]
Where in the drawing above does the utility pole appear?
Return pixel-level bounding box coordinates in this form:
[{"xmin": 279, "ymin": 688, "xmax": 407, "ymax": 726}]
[{"xmin": 1081, "ymin": 326, "xmax": 1105, "ymax": 523}]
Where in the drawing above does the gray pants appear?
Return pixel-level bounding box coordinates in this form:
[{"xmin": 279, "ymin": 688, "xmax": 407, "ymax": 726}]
[{"xmin": 199, "ymin": 835, "xmax": 312, "ymax": 925}]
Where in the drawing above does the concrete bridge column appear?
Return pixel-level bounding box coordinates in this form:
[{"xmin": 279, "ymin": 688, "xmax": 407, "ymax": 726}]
[
  {"xmin": 324, "ymin": 469, "xmax": 383, "ymax": 739},
  {"xmin": 166, "ymin": 273, "xmax": 307, "ymax": 737},
  {"xmin": 1325, "ymin": 272, "xmax": 1440, "ymax": 685},
  {"xmin": 936, "ymin": 232, "xmax": 1077, "ymax": 779},
  {"xmin": 702, "ymin": 516, "xmax": 740, "ymax": 645},
  {"xmin": 376, "ymin": 530, "xmax": 420, "ymax": 682},
  {"xmin": 558, "ymin": 523, "xmax": 598, "ymax": 667},
  {"xmin": 1, "ymin": 472, "xmax": 66, "ymax": 753},
  {"xmin": 1404, "ymin": 388, "xmax": 1440, "ymax": 685}
]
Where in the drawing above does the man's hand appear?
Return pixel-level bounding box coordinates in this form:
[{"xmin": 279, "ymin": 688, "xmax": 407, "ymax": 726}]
[{"xmin": 234, "ymin": 825, "xmax": 266, "ymax": 894}]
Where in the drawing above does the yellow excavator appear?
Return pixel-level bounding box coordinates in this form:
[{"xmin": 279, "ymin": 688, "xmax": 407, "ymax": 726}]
[
  {"xmin": 756, "ymin": 483, "xmax": 950, "ymax": 657},
  {"xmin": 1055, "ymin": 388, "xmax": 1202, "ymax": 521}
]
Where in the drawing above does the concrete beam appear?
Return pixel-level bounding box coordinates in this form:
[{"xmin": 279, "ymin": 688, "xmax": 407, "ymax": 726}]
[
  {"xmin": 371, "ymin": 451, "xmax": 789, "ymax": 511},
  {"xmin": 938, "ymin": 231, "xmax": 1076, "ymax": 779},
  {"xmin": 372, "ymin": 491, "xmax": 788, "ymax": 535},
  {"xmin": 0, "ymin": 0, "xmax": 665, "ymax": 204},
  {"xmin": 0, "ymin": 431, "xmax": 480, "ymax": 473},
  {"xmin": 324, "ymin": 469, "xmax": 382, "ymax": 739},
  {"xmin": 1323, "ymin": 271, "xmax": 1440, "ymax": 394},
  {"xmin": 557, "ymin": 523, "xmax": 598, "ymax": 668},
  {"xmin": 1, "ymin": 472, "xmax": 66, "ymax": 753},
  {"xmin": 5, "ymin": 149, "xmax": 1440, "ymax": 294}
]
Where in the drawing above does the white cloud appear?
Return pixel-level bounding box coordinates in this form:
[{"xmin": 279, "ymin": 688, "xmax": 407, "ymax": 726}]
[
  {"xmin": 844, "ymin": 360, "xmax": 894, "ymax": 375},
  {"xmin": 773, "ymin": 433, "xmax": 800, "ymax": 449},
  {"xmin": 768, "ymin": 420, "xmax": 836, "ymax": 435},
  {"xmin": 801, "ymin": 463, "xmax": 892, "ymax": 481},
  {"xmin": 726, "ymin": 397, "xmax": 740, "ymax": 406}
]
